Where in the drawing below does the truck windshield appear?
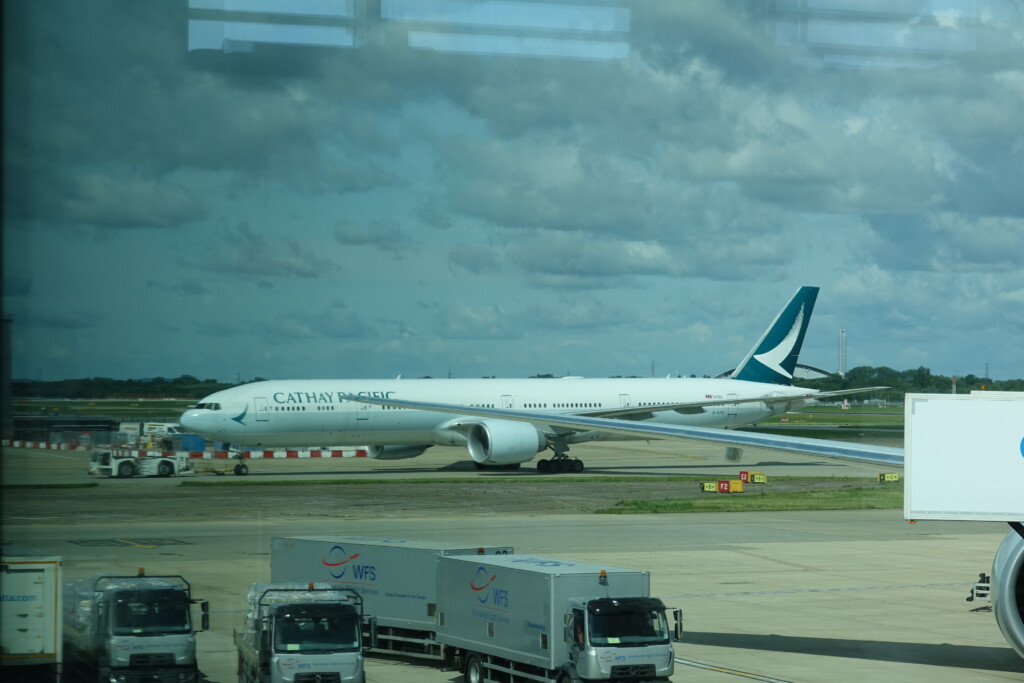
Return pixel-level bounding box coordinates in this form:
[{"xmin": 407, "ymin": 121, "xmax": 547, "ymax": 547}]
[
  {"xmin": 588, "ymin": 608, "xmax": 669, "ymax": 647},
  {"xmin": 111, "ymin": 590, "xmax": 191, "ymax": 635},
  {"xmin": 274, "ymin": 616, "xmax": 360, "ymax": 653}
]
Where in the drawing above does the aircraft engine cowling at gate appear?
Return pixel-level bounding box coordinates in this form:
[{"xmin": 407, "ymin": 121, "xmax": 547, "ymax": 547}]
[
  {"xmin": 467, "ymin": 420, "xmax": 547, "ymax": 466},
  {"xmin": 992, "ymin": 528, "xmax": 1024, "ymax": 658},
  {"xmin": 365, "ymin": 444, "xmax": 432, "ymax": 460}
]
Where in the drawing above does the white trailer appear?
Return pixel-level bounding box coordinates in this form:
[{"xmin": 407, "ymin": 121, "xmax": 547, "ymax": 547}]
[
  {"xmin": 436, "ymin": 554, "xmax": 680, "ymax": 683},
  {"xmin": 270, "ymin": 536, "xmax": 513, "ymax": 660},
  {"xmin": 1, "ymin": 546, "xmax": 62, "ymax": 682},
  {"xmin": 904, "ymin": 392, "xmax": 1024, "ymax": 659}
]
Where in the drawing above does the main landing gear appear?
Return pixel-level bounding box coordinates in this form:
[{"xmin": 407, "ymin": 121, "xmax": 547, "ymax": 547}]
[
  {"xmin": 536, "ymin": 438, "xmax": 584, "ymax": 474},
  {"xmin": 536, "ymin": 456, "xmax": 583, "ymax": 474}
]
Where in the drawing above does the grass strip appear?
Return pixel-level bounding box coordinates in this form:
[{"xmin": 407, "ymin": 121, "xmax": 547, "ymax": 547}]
[
  {"xmin": 179, "ymin": 475, "xmax": 716, "ymax": 487},
  {"xmin": 595, "ymin": 487, "xmax": 902, "ymax": 514},
  {"xmin": 3, "ymin": 483, "xmax": 100, "ymax": 490},
  {"xmin": 177, "ymin": 475, "xmax": 880, "ymax": 487}
]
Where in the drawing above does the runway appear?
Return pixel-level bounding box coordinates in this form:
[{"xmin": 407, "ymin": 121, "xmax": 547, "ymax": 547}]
[{"xmin": 4, "ymin": 442, "xmax": 1022, "ymax": 682}]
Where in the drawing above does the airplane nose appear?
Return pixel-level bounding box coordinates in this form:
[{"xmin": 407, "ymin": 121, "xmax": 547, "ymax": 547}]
[{"xmin": 179, "ymin": 410, "xmax": 200, "ymax": 432}]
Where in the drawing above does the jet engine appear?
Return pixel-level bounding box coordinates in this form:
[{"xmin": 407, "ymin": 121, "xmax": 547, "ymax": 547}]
[
  {"xmin": 992, "ymin": 527, "xmax": 1024, "ymax": 658},
  {"xmin": 365, "ymin": 444, "xmax": 432, "ymax": 460},
  {"xmin": 466, "ymin": 420, "xmax": 547, "ymax": 466}
]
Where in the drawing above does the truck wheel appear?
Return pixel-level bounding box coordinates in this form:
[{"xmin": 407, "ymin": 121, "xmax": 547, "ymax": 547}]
[
  {"xmin": 157, "ymin": 460, "xmax": 174, "ymax": 477},
  {"xmin": 464, "ymin": 653, "xmax": 484, "ymax": 683},
  {"xmin": 118, "ymin": 461, "xmax": 134, "ymax": 478},
  {"xmin": 233, "ymin": 463, "xmax": 249, "ymax": 476}
]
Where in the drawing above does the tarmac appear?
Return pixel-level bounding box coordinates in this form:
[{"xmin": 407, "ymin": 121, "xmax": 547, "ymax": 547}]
[{"xmin": 3, "ymin": 439, "xmax": 1022, "ymax": 682}]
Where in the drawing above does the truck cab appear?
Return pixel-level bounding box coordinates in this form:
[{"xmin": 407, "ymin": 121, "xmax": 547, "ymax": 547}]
[
  {"xmin": 567, "ymin": 597, "xmax": 679, "ymax": 681},
  {"xmin": 63, "ymin": 573, "xmax": 209, "ymax": 683},
  {"xmin": 237, "ymin": 584, "xmax": 365, "ymax": 683}
]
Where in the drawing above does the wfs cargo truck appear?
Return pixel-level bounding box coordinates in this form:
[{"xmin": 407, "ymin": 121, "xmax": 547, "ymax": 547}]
[
  {"xmin": 63, "ymin": 570, "xmax": 209, "ymax": 682},
  {"xmin": 271, "ymin": 537, "xmax": 681, "ymax": 682},
  {"xmin": 270, "ymin": 536, "xmax": 513, "ymax": 660},
  {"xmin": 235, "ymin": 583, "xmax": 365, "ymax": 683},
  {"xmin": 1, "ymin": 546, "xmax": 62, "ymax": 683},
  {"xmin": 435, "ymin": 554, "xmax": 680, "ymax": 683}
]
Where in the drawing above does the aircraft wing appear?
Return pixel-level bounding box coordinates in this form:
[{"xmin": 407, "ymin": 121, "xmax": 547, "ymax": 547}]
[
  {"xmin": 581, "ymin": 386, "xmax": 889, "ymax": 419},
  {"xmin": 346, "ymin": 395, "xmax": 904, "ymax": 467}
]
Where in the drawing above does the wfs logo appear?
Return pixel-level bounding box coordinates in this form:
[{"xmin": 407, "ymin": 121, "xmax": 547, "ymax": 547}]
[
  {"xmin": 469, "ymin": 566, "xmax": 508, "ymax": 607},
  {"xmin": 322, "ymin": 546, "xmax": 376, "ymax": 581}
]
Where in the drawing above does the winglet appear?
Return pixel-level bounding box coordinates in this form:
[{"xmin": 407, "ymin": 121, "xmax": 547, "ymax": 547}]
[{"xmin": 731, "ymin": 286, "xmax": 819, "ymax": 385}]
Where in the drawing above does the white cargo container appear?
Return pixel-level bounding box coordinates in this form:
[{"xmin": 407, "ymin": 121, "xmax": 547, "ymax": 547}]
[
  {"xmin": 905, "ymin": 392, "xmax": 1024, "ymax": 659},
  {"xmin": 0, "ymin": 546, "xmax": 62, "ymax": 682},
  {"xmin": 436, "ymin": 554, "xmax": 679, "ymax": 683},
  {"xmin": 904, "ymin": 392, "xmax": 1024, "ymax": 521},
  {"xmin": 270, "ymin": 536, "xmax": 512, "ymax": 659}
]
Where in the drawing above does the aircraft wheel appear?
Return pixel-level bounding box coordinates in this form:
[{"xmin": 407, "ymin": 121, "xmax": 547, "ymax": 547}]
[
  {"xmin": 557, "ymin": 458, "xmax": 572, "ymax": 473},
  {"xmin": 572, "ymin": 459, "xmax": 584, "ymax": 473},
  {"xmin": 537, "ymin": 459, "xmax": 552, "ymax": 474},
  {"xmin": 233, "ymin": 463, "xmax": 249, "ymax": 476}
]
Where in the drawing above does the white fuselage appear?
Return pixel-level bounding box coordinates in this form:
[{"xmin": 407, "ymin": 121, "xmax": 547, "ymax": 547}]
[{"xmin": 180, "ymin": 377, "xmax": 812, "ymax": 448}]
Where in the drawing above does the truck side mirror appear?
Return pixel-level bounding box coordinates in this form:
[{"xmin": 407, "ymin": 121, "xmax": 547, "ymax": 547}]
[
  {"xmin": 672, "ymin": 608, "xmax": 683, "ymax": 642},
  {"xmin": 201, "ymin": 601, "xmax": 210, "ymax": 631}
]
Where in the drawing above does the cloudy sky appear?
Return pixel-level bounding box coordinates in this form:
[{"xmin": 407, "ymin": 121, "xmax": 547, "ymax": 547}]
[{"xmin": 4, "ymin": 1, "xmax": 1023, "ymax": 383}]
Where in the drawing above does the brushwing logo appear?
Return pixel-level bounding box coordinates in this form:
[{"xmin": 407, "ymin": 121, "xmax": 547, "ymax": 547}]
[
  {"xmin": 1020, "ymin": 436, "xmax": 1023, "ymax": 459},
  {"xmin": 230, "ymin": 404, "xmax": 249, "ymax": 425},
  {"xmin": 752, "ymin": 304, "xmax": 805, "ymax": 380},
  {"xmin": 470, "ymin": 566, "xmax": 496, "ymax": 604},
  {"xmin": 322, "ymin": 546, "xmax": 361, "ymax": 579}
]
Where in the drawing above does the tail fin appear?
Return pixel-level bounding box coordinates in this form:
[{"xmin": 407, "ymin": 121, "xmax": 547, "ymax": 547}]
[{"xmin": 731, "ymin": 286, "xmax": 819, "ymax": 385}]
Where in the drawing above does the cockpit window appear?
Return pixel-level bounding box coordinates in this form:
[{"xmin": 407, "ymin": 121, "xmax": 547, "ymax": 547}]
[{"xmin": 195, "ymin": 403, "xmax": 221, "ymax": 411}]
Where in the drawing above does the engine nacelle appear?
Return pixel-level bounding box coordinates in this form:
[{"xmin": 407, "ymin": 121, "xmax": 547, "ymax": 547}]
[
  {"xmin": 992, "ymin": 527, "xmax": 1024, "ymax": 658},
  {"xmin": 467, "ymin": 420, "xmax": 546, "ymax": 466},
  {"xmin": 365, "ymin": 444, "xmax": 432, "ymax": 460}
]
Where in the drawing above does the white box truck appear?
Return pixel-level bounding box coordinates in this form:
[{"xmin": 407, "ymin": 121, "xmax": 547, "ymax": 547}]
[
  {"xmin": 270, "ymin": 536, "xmax": 513, "ymax": 660},
  {"xmin": 235, "ymin": 583, "xmax": 365, "ymax": 683},
  {"xmin": 1, "ymin": 546, "xmax": 62, "ymax": 682},
  {"xmin": 436, "ymin": 554, "xmax": 679, "ymax": 683},
  {"xmin": 63, "ymin": 570, "xmax": 209, "ymax": 682}
]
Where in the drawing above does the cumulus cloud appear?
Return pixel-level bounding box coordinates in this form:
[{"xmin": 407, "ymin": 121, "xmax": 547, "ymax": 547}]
[{"xmin": 201, "ymin": 223, "xmax": 336, "ymax": 278}]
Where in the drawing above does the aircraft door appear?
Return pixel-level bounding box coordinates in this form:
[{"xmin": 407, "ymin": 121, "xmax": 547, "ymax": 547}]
[
  {"xmin": 254, "ymin": 397, "xmax": 270, "ymax": 421},
  {"xmin": 727, "ymin": 394, "xmax": 738, "ymax": 417},
  {"xmin": 619, "ymin": 394, "xmax": 631, "ymax": 408},
  {"xmin": 502, "ymin": 395, "xmax": 514, "ymax": 410}
]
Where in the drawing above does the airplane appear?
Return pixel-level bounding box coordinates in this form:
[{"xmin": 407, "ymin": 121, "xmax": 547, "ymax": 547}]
[{"xmin": 180, "ymin": 286, "xmax": 884, "ymax": 474}]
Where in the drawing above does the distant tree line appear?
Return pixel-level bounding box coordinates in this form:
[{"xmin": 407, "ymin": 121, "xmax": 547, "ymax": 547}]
[
  {"xmin": 11, "ymin": 375, "xmax": 257, "ymax": 399},
  {"xmin": 796, "ymin": 366, "xmax": 1024, "ymax": 401},
  {"xmin": 10, "ymin": 367, "xmax": 1023, "ymax": 401}
]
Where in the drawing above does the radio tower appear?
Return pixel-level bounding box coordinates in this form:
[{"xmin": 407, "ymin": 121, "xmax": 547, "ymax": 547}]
[{"xmin": 837, "ymin": 329, "xmax": 847, "ymax": 377}]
